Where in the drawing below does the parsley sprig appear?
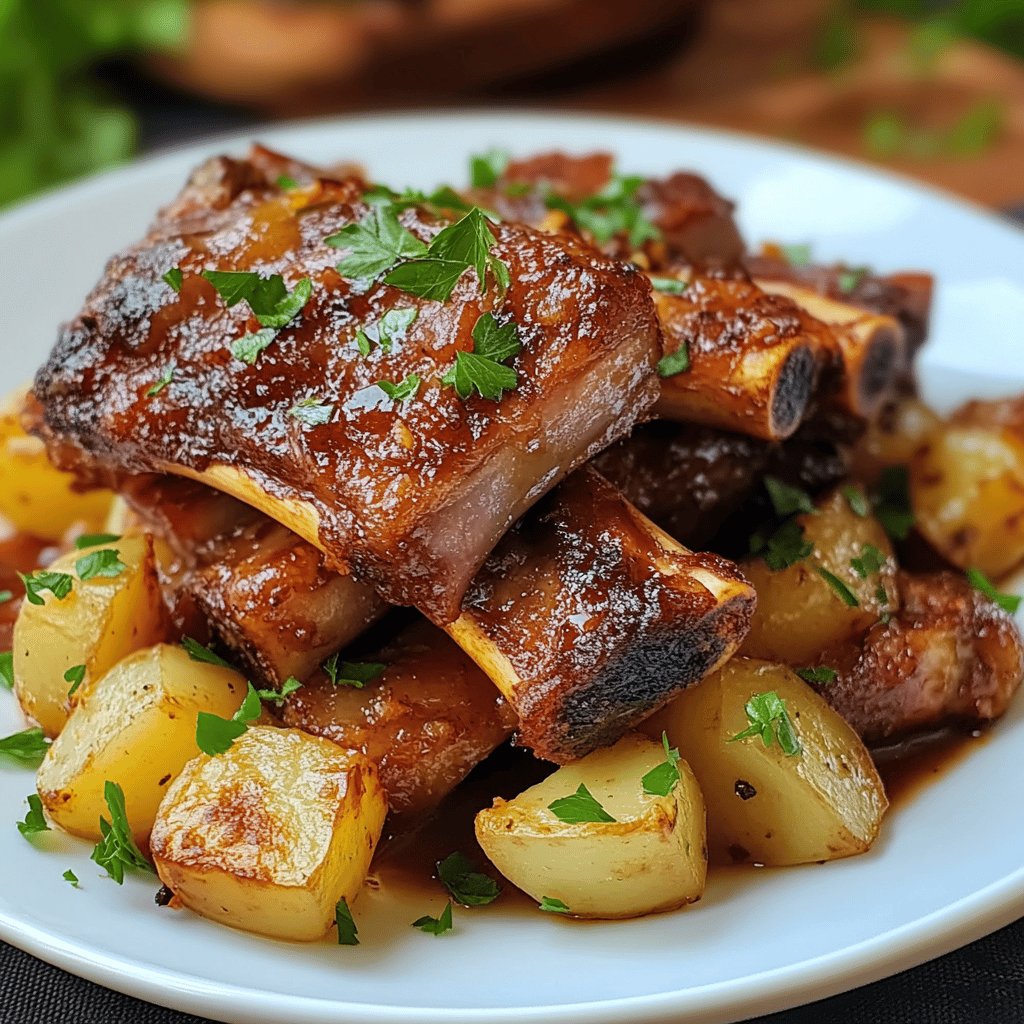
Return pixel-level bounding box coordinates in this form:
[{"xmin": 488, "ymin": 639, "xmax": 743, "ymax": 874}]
[
  {"xmin": 412, "ymin": 901, "xmax": 454, "ymax": 936},
  {"xmin": 195, "ymin": 683, "xmax": 262, "ymax": 757},
  {"xmin": 437, "ymin": 852, "xmax": 501, "ymax": 907},
  {"xmin": 326, "ymin": 204, "xmax": 428, "ymax": 282},
  {"xmin": 442, "ymin": 312, "xmax": 521, "ymax": 401},
  {"xmin": 323, "ymin": 654, "xmax": 386, "ymax": 689},
  {"xmin": 729, "ymin": 691, "xmax": 802, "ymax": 756},
  {"xmin": 0, "ymin": 728, "xmax": 50, "ymax": 766},
  {"xmin": 181, "ymin": 636, "xmax": 233, "ymax": 668},
  {"xmin": 336, "ymin": 897, "xmax": 359, "ymax": 945},
  {"xmin": 91, "ymin": 781, "xmax": 154, "ymax": 883},
  {"xmin": 641, "ymin": 732, "xmax": 683, "ymax": 797},
  {"xmin": 18, "ymin": 570, "xmax": 74, "ymax": 606},
  {"xmin": 203, "ymin": 271, "xmax": 312, "ymax": 330},
  {"xmin": 539, "ymin": 896, "xmax": 570, "ymax": 914},
  {"xmin": 17, "ymin": 794, "xmax": 50, "ymax": 839},
  {"xmin": 545, "ymin": 174, "xmax": 659, "ymax": 248},
  {"xmin": 968, "ymin": 568, "xmax": 1022, "ymax": 614},
  {"xmin": 547, "ymin": 784, "xmax": 616, "ymax": 824},
  {"xmin": 796, "ymin": 666, "xmax": 838, "ymax": 685}
]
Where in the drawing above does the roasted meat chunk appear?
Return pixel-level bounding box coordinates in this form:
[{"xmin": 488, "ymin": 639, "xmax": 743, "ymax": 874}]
[{"xmin": 32, "ymin": 148, "xmax": 662, "ymax": 622}]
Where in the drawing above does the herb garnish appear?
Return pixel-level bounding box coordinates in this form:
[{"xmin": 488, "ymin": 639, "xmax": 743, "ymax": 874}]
[
  {"xmin": 780, "ymin": 243, "xmax": 813, "ymax": 267},
  {"xmin": 0, "ymin": 652, "xmax": 13, "ymax": 691},
  {"xmin": 322, "ymin": 654, "xmax": 386, "ymax": 689},
  {"xmin": 377, "ymin": 374, "xmax": 421, "ymax": 403},
  {"xmin": 546, "ymin": 174, "xmax": 659, "ymax": 248},
  {"xmin": 162, "ymin": 268, "xmax": 183, "ymax": 293},
  {"xmin": 203, "ymin": 271, "xmax": 312, "ymax": 330},
  {"xmin": 336, "ymin": 897, "xmax": 359, "ymax": 945},
  {"xmin": 764, "ymin": 476, "xmax": 816, "ymax": 517},
  {"xmin": 967, "ymin": 568, "xmax": 1022, "ymax": 614},
  {"xmin": 252, "ymin": 677, "xmax": 303, "ymax": 706},
  {"xmin": 837, "ymin": 266, "xmax": 870, "ymax": 294},
  {"xmin": 0, "ymin": 590, "xmax": 11, "ymax": 603},
  {"xmin": 63, "ymin": 869, "xmax": 80, "ymax": 887},
  {"xmin": 75, "ymin": 548, "xmax": 126, "ymax": 581},
  {"xmin": 0, "ymin": 728, "xmax": 50, "ymax": 766},
  {"xmin": 17, "ymin": 794, "xmax": 49, "ymax": 838},
  {"xmin": 146, "ymin": 363, "xmax": 175, "ymax": 397},
  {"xmin": 442, "ymin": 311, "xmax": 521, "ymax": 401},
  {"xmin": 656, "ymin": 345, "xmax": 690, "ymax": 378},
  {"xmin": 649, "ymin": 276, "xmax": 688, "ymax": 295},
  {"xmin": 181, "ymin": 636, "xmax": 233, "ymax": 668},
  {"xmin": 288, "ymin": 397, "xmax": 334, "ymax": 426},
  {"xmin": 91, "ymin": 781, "xmax": 154, "ymax": 883},
  {"xmin": 75, "ymin": 532, "xmax": 121, "ymax": 549},
  {"xmin": 729, "ymin": 691, "xmax": 802, "ymax": 756},
  {"xmin": 841, "ymin": 485, "xmax": 869, "ymax": 517},
  {"xmin": 327, "ymin": 205, "xmax": 428, "ymax": 282},
  {"xmin": 874, "ymin": 466, "xmax": 915, "ymax": 540},
  {"xmin": 815, "ymin": 565, "xmax": 860, "ymax": 607},
  {"xmin": 357, "ymin": 307, "xmax": 418, "ymax": 355},
  {"xmin": 412, "ymin": 901, "xmax": 454, "ymax": 936},
  {"xmin": 850, "ymin": 543, "xmax": 886, "ymax": 579},
  {"xmin": 195, "ymin": 683, "xmax": 262, "ymax": 757},
  {"xmin": 276, "ymin": 174, "xmax": 298, "ymax": 190},
  {"xmin": 18, "ymin": 570, "xmax": 74, "ymax": 606},
  {"xmin": 539, "ymin": 896, "xmax": 570, "ymax": 914},
  {"xmin": 65, "ymin": 664, "xmax": 86, "ymax": 697},
  {"xmin": 547, "ymin": 783, "xmax": 616, "ymax": 824},
  {"xmin": 749, "ymin": 519, "xmax": 814, "ymax": 571},
  {"xmin": 796, "ymin": 666, "xmax": 838, "ymax": 685},
  {"xmin": 470, "ymin": 149, "xmax": 509, "ymax": 189},
  {"xmin": 232, "ymin": 328, "xmax": 277, "ymax": 366},
  {"xmin": 437, "ymin": 851, "xmax": 501, "ymax": 907},
  {"xmin": 642, "ymin": 732, "xmax": 683, "ymax": 797}
]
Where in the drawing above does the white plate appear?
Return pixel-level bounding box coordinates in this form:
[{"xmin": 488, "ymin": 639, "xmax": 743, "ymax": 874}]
[{"xmin": 1, "ymin": 111, "xmax": 1023, "ymax": 1024}]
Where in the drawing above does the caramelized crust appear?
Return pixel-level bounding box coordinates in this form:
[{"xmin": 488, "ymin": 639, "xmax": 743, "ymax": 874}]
[{"xmin": 32, "ymin": 148, "xmax": 661, "ymax": 622}]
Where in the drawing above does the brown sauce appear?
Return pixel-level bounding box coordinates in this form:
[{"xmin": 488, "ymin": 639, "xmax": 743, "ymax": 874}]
[
  {"xmin": 0, "ymin": 522, "xmax": 56, "ymax": 649},
  {"xmin": 873, "ymin": 726, "xmax": 987, "ymax": 809}
]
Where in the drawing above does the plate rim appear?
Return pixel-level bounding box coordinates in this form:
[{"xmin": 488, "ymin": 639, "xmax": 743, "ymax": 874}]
[{"xmin": 2, "ymin": 107, "xmax": 1023, "ymax": 1024}]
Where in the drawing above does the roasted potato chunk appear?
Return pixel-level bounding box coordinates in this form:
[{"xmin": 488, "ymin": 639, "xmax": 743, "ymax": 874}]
[
  {"xmin": 741, "ymin": 489, "xmax": 898, "ymax": 665},
  {"xmin": 0, "ymin": 390, "xmax": 113, "ymax": 538},
  {"xmin": 475, "ymin": 734, "xmax": 706, "ymax": 919},
  {"xmin": 13, "ymin": 534, "xmax": 168, "ymax": 736},
  {"xmin": 644, "ymin": 658, "xmax": 887, "ymax": 866},
  {"xmin": 151, "ymin": 727, "xmax": 386, "ymax": 941},
  {"xmin": 848, "ymin": 397, "xmax": 940, "ymax": 485},
  {"xmin": 36, "ymin": 644, "xmax": 247, "ymax": 843},
  {"xmin": 911, "ymin": 397, "xmax": 1024, "ymax": 577}
]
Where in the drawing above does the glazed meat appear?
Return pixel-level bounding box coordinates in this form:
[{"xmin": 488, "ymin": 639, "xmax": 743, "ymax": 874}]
[
  {"xmin": 32, "ymin": 148, "xmax": 661, "ymax": 622},
  {"xmin": 817, "ymin": 571, "xmax": 1023, "ymax": 744}
]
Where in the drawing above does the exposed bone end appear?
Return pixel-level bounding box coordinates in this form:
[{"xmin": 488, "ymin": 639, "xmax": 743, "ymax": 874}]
[{"xmin": 448, "ymin": 468, "xmax": 756, "ymax": 763}]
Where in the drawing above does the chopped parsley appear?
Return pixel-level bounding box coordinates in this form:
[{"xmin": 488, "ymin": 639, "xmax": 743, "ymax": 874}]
[
  {"xmin": 780, "ymin": 242, "xmax": 813, "ymax": 267},
  {"xmin": 967, "ymin": 567, "xmax": 1021, "ymax": 615},
  {"xmin": 547, "ymin": 783, "xmax": 616, "ymax": 824},
  {"xmin": 656, "ymin": 345, "xmax": 690, "ymax": 378},
  {"xmin": 850, "ymin": 543, "xmax": 887, "ymax": 579},
  {"xmin": 322, "ymin": 655, "xmax": 386, "ymax": 689},
  {"xmin": 877, "ymin": 582, "xmax": 892, "ymax": 624},
  {"xmin": 288, "ymin": 397, "xmax": 334, "ymax": 427},
  {"xmin": 362, "ymin": 184, "xmax": 475, "ymax": 216},
  {"xmin": 181, "ymin": 636, "xmax": 233, "ymax": 668},
  {"xmin": 874, "ymin": 466, "xmax": 915, "ymax": 541},
  {"xmin": 64, "ymin": 664, "xmax": 86, "ymax": 697},
  {"xmin": 729, "ymin": 691, "xmax": 801, "ymax": 756},
  {"xmin": 442, "ymin": 311, "xmax": 520, "ymax": 401},
  {"xmin": 412, "ymin": 901, "xmax": 454, "ymax": 936},
  {"xmin": 641, "ymin": 732, "xmax": 683, "ymax": 797},
  {"xmin": 815, "ymin": 565, "xmax": 860, "ymax": 607},
  {"xmin": 749, "ymin": 519, "xmax": 814, "ymax": 571},
  {"xmin": 202, "ymin": 271, "xmax": 312, "ymax": 330},
  {"xmin": 162, "ymin": 268, "xmax": 183, "ymax": 293},
  {"xmin": 252, "ymin": 677, "xmax": 302, "ymax": 705},
  {"xmin": 764, "ymin": 476, "xmax": 815, "ymax": 517},
  {"xmin": 796, "ymin": 666, "xmax": 838, "ymax": 685},
  {"xmin": 649, "ymin": 276, "xmax": 688, "ymax": 295},
  {"xmin": 545, "ymin": 174, "xmax": 659, "ymax": 248},
  {"xmin": 469, "ymin": 149, "xmax": 509, "ymax": 189},
  {"xmin": 357, "ymin": 307, "xmax": 419, "ymax": 355},
  {"xmin": 276, "ymin": 174, "xmax": 298, "ymax": 190},
  {"xmin": 146, "ymin": 363, "xmax": 175, "ymax": 397},
  {"xmin": 18, "ymin": 569, "xmax": 73, "ymax": 606},
  {"xmin": 231, "ymin": 328, "xmax": 277, "ymax": 366},
  {"xmin": 0, "ymin": 590, "xmax": 11, "ymax": 604},
  {"xmin": 75, "ymin": 548, "xmax": 126, "ymax": 582},
  {"xmin": 539, "ymin": 896, "xmax": 570, "ymax": 914},
  {"xmin": 74, "ymin": 532, "xmax": 120, "ymax": 549},
  {"xmin": 377, "ymin": 374, "xmax": 421, "ymax": 403},
  {"xmin": 841, "ymin": 485, "xmax": 869, "ymax": 517},
  {"xmin": 195, "ymin": 683, "xmax": 262, "ymax": 757},
  {"xmin": 837, "ymin": 266, "xmax": 870, "ymax": 294},
  {"xmin": 0, "ymin": 728, "xmax": 50, "ymax": 766},
  {"xmin": 63, "ymin": 869, "xmax": 80, "ymax": 888},
  {"xmin": 336, "ymin": 897, "xmax": 359, "ymax": 945},
  {"xmin": 90, "ymin": 781, "xmax": 154, "ymax": 884},
  {"xmin": 17, "ymin": 794, "xmax": 49, "ymax": 839},
  {"xmin": 326, "ymin": 204, "xmax": 427, "ymax": 281},
  {"xmin": 0, "ymin": 651, "xmax": 12, "ymax": 691},
  {"xmin": 437, "ymin": 851, "xmax": 501, "ymax": 907}
]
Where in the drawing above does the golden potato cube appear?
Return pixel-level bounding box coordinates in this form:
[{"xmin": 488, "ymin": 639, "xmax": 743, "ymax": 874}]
[
  {"xmin": 151, "ymin": 727, "xmax": 386, "ymax": 942},
  {"xmin": 644, "ymin": 658, "xmax": 887, "ymax": 866},
  {"xmin": 13, "ymin": 534, "xmax": 168, "ymax": 736},
  {"xmin": 475, "ymin": 734, "xmax": 706, "ymax": 920},
  {"xmin": 37, "ymin": 644, "xmax": 247, "ymax": 843},
  {"xmin": 911, "ymin": 398, "xmax": 1024, "ymax": 577},
  {"xmin": 0, "ymin": 390, "xmax": 113, "ymax": 538},
  {"xmin": 741, "ymin": 489, "xmax": 898, "ymax": 665}
]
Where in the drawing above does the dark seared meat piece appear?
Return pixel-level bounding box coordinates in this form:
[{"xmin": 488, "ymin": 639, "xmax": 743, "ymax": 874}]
[
  {"xmin": 450, "ymin": 466, "xmax": 755, "ymax": 762},
  {"xmin": 282, "ymin": 619, "xmax": 515, "ymax": 817},
  {"xmin": 818, "ymin": 571, "xmax": 1023, "ymax": 744},
  {"xmin": 31, "ymin": 147, "xmax": 662, "ymax": 623}
]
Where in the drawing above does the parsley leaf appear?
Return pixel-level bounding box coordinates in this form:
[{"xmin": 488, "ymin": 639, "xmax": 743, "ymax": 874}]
[
  {"xmin": 17, "ymin": 794, "xmax": 49, "ymax": 839},
  {"xmin": 383, "ymin": 258, "xmax": 468, "ymax": 301},
  {"xmin": 377, "ymin": 374, "xmax": 421, "ymax": 403},
  {"xmin": 252, "ymin": 677, "xmax": 303, "ymax": 705},
  {"xmin": 65, "ymin": 664, "xmax": 86, "ymax": 697},
  {"xmin": 815, "ymin": 565, "xmax": 860, "ymax": 607},
  {"xmin": 336, "ymin": 897, "xmax": 359, "ymax": 945},
  {"xmin": 470, "ymin": 149, "xmax": 509, "ymax": 189},
  {"xmin": 841, "ymin": 485, "xmax": 869, "ymax": 517},
  {"xmin": 0, "ymin": 651, "xmax": 13, "ymax": 691},
  {"xmin": 547, "ymin": 783, "xmax": 616, "ymax": 824},
  {"xmin": 795, "ymin": 666, "xmax": 838, "ymax": 685},
  {"xmin": 162, "ymin": 268, "xmax": 183, "ymax": 293},
  {"xmin": 74, "ymin": 532, "xmax": 120, "ymax": 549},
  {"xmin": 539, "ymin": 896, "xmax": 570, "ymax": 914},
  {"xmin": 641, "ymin": 731, "xmax": 683, "ymax": 797},
  {"xmin": 546, "ymin": 174, "xmax": 659, "ymax": 248},
  {"xmin": 288, "ymin": 397, "xmax": 334, "ymax": 426},
  {"xmin": 442, "ymin": 312, "xmax": 521, "ymax": 401},
  {"xmin": 412, "ymin": 901, "xmax": 454, "ymax": 936},
  {"xmin": 358, "ymin": 307, "xmax": 418, "ymax": 354},
  {"xmin": 649, "ymin": 276, "xmax": 688, "ymax": 295},
  {"xmin": 437, "ymin": 852, "xmax": 501, "ymax": 907},
  {"xmin": 728, "ymin": 691, "xmax": 801, "ymax": 756},
  {"xmin": 18, "ymin": 570, "xmax": 73, "ymax": 606},
  {"xmin": 90, "ymin": 781, "xmax": 154, "ymax": 883},
  {"xmin": 63, "ymin": 869, "xmax": 80, "ymax": 887},
  {"xmin": 967, "ymin": 568, "xmax": 1022, "ymax": 614},
  {"xmin": 781, "ymin": 243, "xmax": 813, "ymax": 267},
  {"xmin": 326, "ymin": 205, "xmax": 427, "ymax": 281},
  {"xmin": 837, "ymin": 266, "xmax": 870, "ymax": 294},
  {"xmin": 75, "ymin": 548, "xmax": 126, "ymax": 581},
  {"xmin": 0, "ymin": 728, "xmax": 50, "ymax": 766},
  {"xmin": 0, "ymin": 590, "xmax": 11, "ymax": 604},
  {"xmin": 656, "ymin": 345, "xmax": 690, "ymax": 378},
  {"xmin": 232, "ymin": 328, "xmax": 277, "ymax": 366},
  {"xmin": 202, "ymin": 271, "xmax": 312, "ymax": 330},
  {"xmin": 750, "ymin": 519, "xmax": 814, "ymax": 571},
  {"xmin": 322, "ymin": 654, "xmax": 386, "ymax": 689},
  {"xmin": 850, "ymin": 543, "xmax": 886, "ymax": 579},
  {"xmin": 195, "ymin": 683, "xmax": 262, "ymax": 757},
  {"xmin": 276, "ymin": 174, "xmax": 298, "ymax": 190},
  {"xmin": 181, "ymin": 636, "xmax": 233, "ymax": 668},
  {"xmin": 146, "ymin": 363, "xmax": 175, "ymax": 397},
  {"xmin": 764, "ymin": 476, "xmax": 816, "ymax": 517},
  {"xmin": 874, "ymin": 466, "xmax": 915, "ymax": 541}
]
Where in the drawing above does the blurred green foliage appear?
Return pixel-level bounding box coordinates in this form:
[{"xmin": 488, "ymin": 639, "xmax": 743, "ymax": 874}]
[{"xmin": 0, "ymin": 0, "xmax": 187, "ymax": 208}]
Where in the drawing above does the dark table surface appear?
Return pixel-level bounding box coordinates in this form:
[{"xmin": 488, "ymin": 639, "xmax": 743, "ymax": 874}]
[{"xmin": 3, "ymin": 90, "xmax": 1022, "ymax": 1024}]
